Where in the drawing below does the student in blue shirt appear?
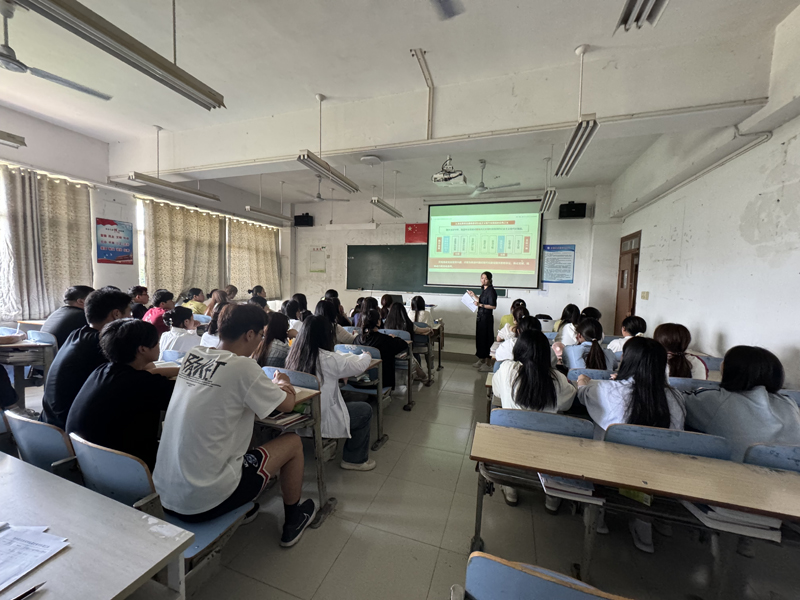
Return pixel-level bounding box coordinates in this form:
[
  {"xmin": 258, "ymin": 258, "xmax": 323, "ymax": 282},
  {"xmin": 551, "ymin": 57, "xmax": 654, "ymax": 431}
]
[{"xmin": 562, "ymin": 318, "xmax": 618, "ymax": 370}]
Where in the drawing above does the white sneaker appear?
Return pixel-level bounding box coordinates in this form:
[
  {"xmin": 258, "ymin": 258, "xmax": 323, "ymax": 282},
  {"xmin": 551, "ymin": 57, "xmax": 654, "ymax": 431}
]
[
  {"xmin": 472, "ymin": 360, "xmax": 483, "ymax": 368},
  {"xmin": 501, "ymin": 485, "xmax": 518, "ymax": 506},
  {"xmin": 392, "ymin": 385, "xmax": 408, "ymax": 397},
  {"xmin": 340, "ymin": 459, "xmax": 377, "ymax": 471},
  {"xmin": 478, "ymin": 363, "xmax": 492, "ymax": 372},
  {"xmin": 629, "ymin": 518, "xmax": 655, "ymax": 554}
]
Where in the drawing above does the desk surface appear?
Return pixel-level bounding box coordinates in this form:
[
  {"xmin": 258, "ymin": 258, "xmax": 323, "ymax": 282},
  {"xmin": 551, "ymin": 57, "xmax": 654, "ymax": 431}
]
[
  {"xmin": 0, "ymin": 341, "xmax": 52, "ymax": 350},
  {"xmin": 0, "ymin": 454, "xmax": 194, "ymax": 600},
  {"xmin": 294, "ymin": 387, "xmax": 321, "ymax": 404},
  {"xmin": 470, "ymin": 423, "xmax": 800, "ymax": 521},
  {"xmin": 17, "ymin": 320, "xmax": 46, "ymax": 326},
  {"xmin": 485, "ymin": 373, "xmax": 493, "ymax": 388}
]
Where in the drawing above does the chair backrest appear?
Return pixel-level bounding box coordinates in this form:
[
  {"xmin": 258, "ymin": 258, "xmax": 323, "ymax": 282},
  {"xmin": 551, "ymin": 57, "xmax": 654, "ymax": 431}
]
[
  {"xmin": 334, "ymin": 344, "xmax": 381, "ymax": 379},
  {"xmin": 465, "ymin": 552, "xmax": 629, "ymax": 600},
  {"xmin": 668, "ymin": 377, "xmax": 720, "ymax": 393},
  {"xmin": 605, "ymin": 424, "xmax": 731, "ymax": 460},
  {"xmin": 261, "ymin": 367, "xmax": 320, "ymax": 390},
  {"xmin": 698, "ymin": 355, "xmax": 723, "ymax": 372},
  {"xmin": 545, "ymin": 332, "xmax": 557, "ymax": 341},
  {"xmin": 69, "ymin": 433, "xmax": 155, "ymax": 506},
  {"xmin": 539, "ymin": 319, "xmax": 554, "ymax": 333},
  {"xmin": 614, "ymin": 351, "xmax": 623, "ymax": 361},
  {"xmin": 414, "ymin": 322, "xmax": 428, "ymax": 329},
  {"xmin": 490, "ymin": 409, "xmax": 594, "ymax": 439},
  {"xmin": 780, "ymin": 389, "xmax": 800, "ymax": 408},
  {"xmin": 0, "ymin": 327, "xmax": 18, "ymax": 336},
  {"xmin": 4, "ymin": 411, "xmax": 74, "ymax": 470},
  {"xmin": 161, "ymin": 350, "xmax": 187, "ymax": 363},
  {"xmin": 743, "ymin": 444, "xmax": 800, "ymax": 473},
  {"xmin": 566, "ymin": 369, "xmax": 614, "ymax": 382},
  {"xmin": 379, "ymin": 328, "xmax": 411, "ymax": 341},
  {"xmin": 343, "ymin": 326, "xmax": 358, "ymax": 334},
  {"xmin": 493, "ymin": 360, "xmax": 504, "ymax": 373},
  {"xmin": 27, "ymin": 330, "xmax": 58, "ymax": 351},
  {"xmin": 602, "ymin": 335, "xmax": 622, "ymax": 346},
  {"xmin": 193, "ymin": 314, "xmax": 212, "ymax": 324}
]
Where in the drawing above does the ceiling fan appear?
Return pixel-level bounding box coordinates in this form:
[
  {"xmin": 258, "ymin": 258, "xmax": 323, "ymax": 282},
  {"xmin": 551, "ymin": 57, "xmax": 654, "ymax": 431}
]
[
  {"xmin": 429, "ymin": 0, "xmax": 464, "ymax": 20},
  {"xmin": 469, "ymin": 159, "xmax": 520, "ymax": 197},
  {"xmin": 0, "ymin": 2, "xmax": 112, "ymax": 100},
  {"xmin": 298, "ymin": 175, "xmax": 350, "ymax": 203}
]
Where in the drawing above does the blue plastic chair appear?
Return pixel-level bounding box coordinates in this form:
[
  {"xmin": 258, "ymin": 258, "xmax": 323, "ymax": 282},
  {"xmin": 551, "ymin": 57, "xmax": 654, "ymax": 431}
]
[
  {"xmin": 69, "ymin": 433, "xmax": 252, "ymax": 569},
  {"xmin": 545, "ymin": 332, "xmax": 557, "ymax": 342},
  {"xmin": 603, "ymin": 335, "xmax": 622, "ymax": 346},
  {"xmin": 492, "ymin": 360, "xmax": 504, "ymax": 373},
  {"xmin": 335, "ymin": 344, "xmax": 391, "ymax": 449},
  {"xmin": 566, "ymin": 369, "xmax": 614, "ymax": 382},
  {"xmin": 698, "ymin": 356, "xmax": 724, "ymax": 372},
  {"xmin": 743, "ymin": 444, "xmax": 800, "ymax": 473},
  {"xmin": 161, "ymin": 350, "xmax": 187, "ymax": 363},
  {"xmin": 27, "ymin": 329, "xmax": 57, "ymax": 349},
  {"xmin": 668, "ymin": 377, "xmax": 720, "ymax": 393},
  {"xmin": 490, "ymin": 409, "xmax": 594, "ymax": 439},
  {"xmin": 457, "ymin": 552, "xmax": 632, "ymax": 600},
  {"xmin": 343, "ymin": 326, "xmax": 358, "ymax": 334},
  {"xmin": 262, "ymin": 367, "xmax": 320, "ymax": 390},
  {"xmin": 4, "ymin": 410, "xmax": 75, "ymax": 471},
  {"xmin": 0, "ymin": 411, "xmax": 16, "ymax": 456},
  {"xmin": 193, "ymin": 314, "xmax": 211, "ymax": 324},
  {"xmin": 0, "ymin": 327, "xmax": 18, "ymax": 336},
  {"xmin": 780, "ymin": 389, "xmax": 800, "ymax": 408},
  {"xmin": 614, "ymin": 351, "xmax": 623, "ymax": 361},
  {"xmin": 604, "ymin": 424, "xmax": 731, "ymax": 459}
]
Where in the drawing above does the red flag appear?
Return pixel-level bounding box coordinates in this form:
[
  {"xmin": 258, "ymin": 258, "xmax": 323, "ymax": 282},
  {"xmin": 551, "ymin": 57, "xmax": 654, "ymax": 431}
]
[{"xmin": 405, "ymin": 223, "xmax": 428, "ymax": 244}]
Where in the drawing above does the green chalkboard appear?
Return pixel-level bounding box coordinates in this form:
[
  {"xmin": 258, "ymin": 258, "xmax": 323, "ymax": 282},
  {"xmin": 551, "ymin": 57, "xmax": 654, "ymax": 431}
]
[{"xmin": 346, "ymin": 245, "xmax": 507, "ymax": 297}]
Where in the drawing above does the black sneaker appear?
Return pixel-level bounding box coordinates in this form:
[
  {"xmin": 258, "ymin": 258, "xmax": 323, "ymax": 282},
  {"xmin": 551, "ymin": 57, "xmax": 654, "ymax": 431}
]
[
  {"xmin": 242, "ymin": 502, "xmax": 260, "ymax": 525},
  {"xmin": 280, "ymin": 499, "xmax": 317, "ymax": 548}
]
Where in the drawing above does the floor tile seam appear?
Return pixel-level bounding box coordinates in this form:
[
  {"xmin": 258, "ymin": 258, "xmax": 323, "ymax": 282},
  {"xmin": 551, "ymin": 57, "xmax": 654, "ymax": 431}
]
[
  {"xmin": 356, "ymin": 519, "xmax": 455, "ymax": 553},
  {"xmin": 220, "ymin": 566, "xmax": 306, "ymax": 600},
  {"xmin": 380, "ymin": 467, "xmax": 460, "ymax": 494},
  {"xmin": 306, "ymin": 518, "xmax": 361, "ymax": 600},
  {"xmin": 405, "ymin": 440, "xmax": 471, "ymax": 458}
]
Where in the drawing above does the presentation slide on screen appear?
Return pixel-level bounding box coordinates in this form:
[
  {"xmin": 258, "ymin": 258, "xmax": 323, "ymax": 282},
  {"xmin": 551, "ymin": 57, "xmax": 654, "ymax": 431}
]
[{"xmin": 427, "ymin": 200, "xmax": 541, "ymax": 288}]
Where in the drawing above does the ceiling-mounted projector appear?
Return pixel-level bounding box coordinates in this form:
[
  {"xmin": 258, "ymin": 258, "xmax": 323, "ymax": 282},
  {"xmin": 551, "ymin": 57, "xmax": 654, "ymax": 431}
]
[{"xmin": 432, "ymin": 155, "xmax": 467, "ymax": 186}]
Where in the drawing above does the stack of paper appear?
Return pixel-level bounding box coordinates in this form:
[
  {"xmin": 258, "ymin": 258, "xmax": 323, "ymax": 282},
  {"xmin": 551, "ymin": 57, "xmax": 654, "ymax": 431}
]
[
  {"xmin": 0, "ymin": 523, "xmax": 69, "ymax": 592},
  {"xmin": 261, "ymin": 411, "xmax": 312, "ymax": 430},
  {"xmin": 680, "ymin": 501, "xmax": 782, "ymax": 542},
  {"xmin": 461, "ymin": 293, "xmax": 478, "ymax": 313},
  {"xmin": 539, "ymin": 474, "xmax": 605, "ymax": 505}
]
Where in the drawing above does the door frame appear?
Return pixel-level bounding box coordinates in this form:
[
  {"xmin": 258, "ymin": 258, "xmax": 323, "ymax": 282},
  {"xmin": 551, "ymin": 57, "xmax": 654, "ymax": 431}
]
[{"xmin": 614, "ymin": 231, "xmax": 642, "ymax": 335}]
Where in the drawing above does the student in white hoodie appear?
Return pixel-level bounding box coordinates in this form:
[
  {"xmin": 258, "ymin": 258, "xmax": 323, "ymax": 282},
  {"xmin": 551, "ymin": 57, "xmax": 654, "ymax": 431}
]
[
  {"xmin": 286, "ymin": 315, "xmax": 376, "ymax": 471},
  {"xmin": 685, "ymin": 346, "xmax": 800, "ymax": 462},
  {"xmin": 607, "ymin": 316, "xmax": 647, "ymax": 354},
  {"xmin": 158, "ymin": 306, "xmax": 201, "ymax": 360}
]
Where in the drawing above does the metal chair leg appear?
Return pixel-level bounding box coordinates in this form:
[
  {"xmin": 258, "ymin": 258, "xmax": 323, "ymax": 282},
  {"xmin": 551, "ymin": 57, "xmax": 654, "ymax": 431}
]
[{"xmin": 470, "ymin": 470, "xmax": 487, "ymax": 552}]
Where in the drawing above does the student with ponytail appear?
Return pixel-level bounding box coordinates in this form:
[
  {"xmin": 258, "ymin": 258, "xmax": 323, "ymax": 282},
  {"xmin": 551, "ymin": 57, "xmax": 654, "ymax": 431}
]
[
  {"xmin": 562, "ymin": 318, "xmax": 618, "ymax": 370},
  {"xmin": 355, "ymin": 308, "xmax": 408, "ymax": 390},
  {"xmin": 495, "ymin": 316, "xmax": 557, "ymax": 367},
  {"xmin": 497, "ymin": 305, "xmax": 529, "ymax": 342},
  {"xmin": 248, "ymin": 285, "xmax": 266, "ymax": 299},
  {"xmin": 653, "ymin": 323, "xmax": 707, "ymax": 380},
  {"xmin": 159, "ymin": 306, "xmax": 201, "ymax": 360},
  {"xmin": 200, "ymin": 300, "xmax": 228, "ymax": 348},
  {"xmin": 182, "ymin": 288, "xmax": 207, "ymax": 315},
  {"xmin": 553, "ymin": 303, "xmax": 580, "ymax": 346}
]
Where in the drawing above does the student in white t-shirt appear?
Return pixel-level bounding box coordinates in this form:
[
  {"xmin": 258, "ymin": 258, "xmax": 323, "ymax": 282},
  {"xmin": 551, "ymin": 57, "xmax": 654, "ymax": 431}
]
[
  {"xmin": 496, "ymin": 306, "xmax": 529, "ymax": 342},
  {"xmin": 199, "ymin": 300, "xmax": 227, "ymax": 348},
  {"xmin": 153, "ymin": 304, "xmax": 316, "ymax": 548},
  {"xmin": 284, "ymin": 299, "xmax": 304, "ymax": 334},
  {"xmin": 409, "ymin": 296, "xmax": 433, "ymax": 327},
  {"xmin": 495, "ymin": 316, "xmax": 558, "ymax": 367},
  {"xmin": 606, "ymin": 316, "xmax": 647, "ymax": 354},
  {"xmin": 653, "ymin": 323, "xmax": 708, "ymax": 380},
  {"xmin": 553, "ymin": 304, "xmax": 580, "ymax": 346},
  {"xmin": 158, "ymin": 306, "xmax": 201, "ymax": 360}
]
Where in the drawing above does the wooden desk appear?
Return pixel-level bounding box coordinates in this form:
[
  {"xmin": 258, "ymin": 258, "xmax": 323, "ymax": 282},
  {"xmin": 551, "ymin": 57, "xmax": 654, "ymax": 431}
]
[
  {"xmin": 0, "ymin": 341, "xmax": 55, "ymax": 409},
  {"xmin": 0, "ymin": 454, "xmax": 194, "ymax": 600},
  {"xmin": 16, "ymin": 320, "xmax": 46, "ymax": 328}
]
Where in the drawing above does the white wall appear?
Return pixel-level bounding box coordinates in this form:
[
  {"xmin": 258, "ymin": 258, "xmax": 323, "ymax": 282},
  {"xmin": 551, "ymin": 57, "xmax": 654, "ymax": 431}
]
[{"xmin": 619, "ymin": 112, "xmax": 800, "ymax": 387}]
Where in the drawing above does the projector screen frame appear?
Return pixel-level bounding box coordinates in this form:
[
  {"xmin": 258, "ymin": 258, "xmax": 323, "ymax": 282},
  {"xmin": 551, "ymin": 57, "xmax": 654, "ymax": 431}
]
[{"xmin": 425, "ymin": 198, "xmax": 543, "ymax": 290}]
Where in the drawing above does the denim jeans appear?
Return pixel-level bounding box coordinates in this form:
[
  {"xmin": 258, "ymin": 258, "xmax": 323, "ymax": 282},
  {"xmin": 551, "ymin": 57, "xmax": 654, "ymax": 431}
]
[{"xmin": 343, "ymin": 401, "xmax": 373, "ymax": 464}]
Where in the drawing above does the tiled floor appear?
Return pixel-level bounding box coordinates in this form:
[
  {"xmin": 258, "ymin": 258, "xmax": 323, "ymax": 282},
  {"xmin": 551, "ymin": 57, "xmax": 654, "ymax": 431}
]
[{"xmin": 21, "ymin": 362, "xmax": 800, "ymax": 599}]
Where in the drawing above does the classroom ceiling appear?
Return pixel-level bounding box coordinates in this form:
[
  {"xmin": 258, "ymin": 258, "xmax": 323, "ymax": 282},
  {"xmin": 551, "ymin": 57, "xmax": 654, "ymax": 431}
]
[{"xmin": 0, "ymin": 0, "xmax": 796, "ymax": 143}]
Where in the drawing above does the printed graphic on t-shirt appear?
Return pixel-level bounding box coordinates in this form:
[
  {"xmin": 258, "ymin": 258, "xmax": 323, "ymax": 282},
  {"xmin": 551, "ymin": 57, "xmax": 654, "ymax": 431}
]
[{"xmin": 179, "ymin": 353, "xmax": 227, "ymax": 387}]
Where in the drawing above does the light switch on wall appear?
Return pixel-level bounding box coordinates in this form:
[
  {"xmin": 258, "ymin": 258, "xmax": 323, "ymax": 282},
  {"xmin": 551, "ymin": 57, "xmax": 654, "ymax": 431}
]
[{"xmin": 640, "ymin": 291, "xmax": 650, "ymax": 300}]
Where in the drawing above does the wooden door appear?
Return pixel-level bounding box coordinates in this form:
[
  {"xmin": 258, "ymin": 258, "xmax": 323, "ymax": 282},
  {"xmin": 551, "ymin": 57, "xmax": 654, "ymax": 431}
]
[{"xmin": 614, "ymin": 231, "xmax": 641, "ymax": 335}]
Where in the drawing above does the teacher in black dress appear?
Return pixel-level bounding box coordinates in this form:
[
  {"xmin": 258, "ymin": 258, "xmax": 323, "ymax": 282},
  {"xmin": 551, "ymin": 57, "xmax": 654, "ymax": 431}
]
[{"xmin": 468, "ymin": 271, "xmax": 497, "ymax": 372}]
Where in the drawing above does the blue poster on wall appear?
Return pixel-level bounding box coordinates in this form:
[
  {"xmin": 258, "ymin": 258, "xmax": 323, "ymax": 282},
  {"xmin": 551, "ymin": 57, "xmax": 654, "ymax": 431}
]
[
  {"xmin": 542, "ymin": 244, "xmax": 575, "ymax": 284},
  {"xmin": 96, "ymin": 218, "xmax": 134, "ymax": 265}
]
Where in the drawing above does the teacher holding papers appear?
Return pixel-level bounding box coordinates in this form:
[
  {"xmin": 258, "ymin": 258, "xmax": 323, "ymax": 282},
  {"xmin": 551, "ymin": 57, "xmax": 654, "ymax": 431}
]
[{"xmin": 468, "ymin": 271, "xmax": 497, "ymax": 372}]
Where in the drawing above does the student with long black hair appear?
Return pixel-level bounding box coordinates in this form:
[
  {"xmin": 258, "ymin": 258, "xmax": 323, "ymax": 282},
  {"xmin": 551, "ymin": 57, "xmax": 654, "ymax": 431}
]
[
  {"xmin": 607, "ymin": 316, "xmax": 647, "ymax": 353},
  {"xmin": 327, "ymin": 296, "xmax": 351, "ymax": 326},
  {"xmin": 200, "ymin": 300, "xmax": 228, "ymax": 348},
  {"xmin": 159, "ymin": 306, "xmax": 201, "ymax": 360},
  {"xmin": 653, "ymin": 323, "xmax": 707, "ymax": 380},
  {"xmin": 686, "ymin": 346, "xmax": 800, "ymax": 461},
  {"xmin": 291, "ymin": 293, "xmax": 308, "ymax": 313},
  {"xmin": 286, "ymin": 315, "xmax": 375, "ymax": 470},
  {"xmin": 379, "ymin": 294, "xmax": 393, "ymax": 320},
  {"xmin": 562, "ymin": 318, "xmax": 618, "ymax": 370},
  {"xmin": 409, "ymin": 296, "xmax": 433, "ymax": 326},
  {"xmin": 553, "ymin": 303, "xmax": 580, "ymax": 346},
  {"xmin": 314, "ymin": 300, "xmax": 357, "ymax": 344},
  {"xmin": 495, "ymin": 316, "xmax": 558, "ymax": 366},
  {"xmin": 252, "ymin": 312, "xmax": 291, "ymax": 368},
  {"xmin": 353, "ymin": 297, "xmax": 378, "ymax": 328},
  {"xmin": 355, "ymin": 308, "xmax": 408, "ymax": 390},
  {"xmin": 350, "ymin": 297, "xmax": 365, "ymax": 320},
  {"xmin": 384, "ymin": 303, "xmax": 432, "ymax": 384},
  {"xmin": 580, "ymin": 306, "xmax": 602, "ymax": 321}
]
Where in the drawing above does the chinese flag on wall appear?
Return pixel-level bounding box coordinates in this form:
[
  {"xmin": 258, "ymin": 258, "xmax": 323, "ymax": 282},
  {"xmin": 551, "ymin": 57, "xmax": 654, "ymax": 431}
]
[{"xmin": 405, "ymin": 223, "xmax": 428, "ymax": 244}]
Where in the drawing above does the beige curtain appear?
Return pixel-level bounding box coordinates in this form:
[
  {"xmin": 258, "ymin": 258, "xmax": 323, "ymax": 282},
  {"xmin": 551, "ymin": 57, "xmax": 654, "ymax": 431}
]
[
  {"xmin": 227, "ymin": 218, "xmax": 281, "ymax": 299},
  {"xmin": 143, "ymin": 200, "xmax": 223, "ymax": 297},
  {"xmin": 0, "ymin": 166, "xmax": 92, "ymax": 320}
]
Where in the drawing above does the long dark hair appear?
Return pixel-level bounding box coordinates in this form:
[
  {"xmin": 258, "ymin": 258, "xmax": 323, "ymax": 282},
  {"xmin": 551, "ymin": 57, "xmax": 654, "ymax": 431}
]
[
  {"xmin": 351, "ymin": 297, "xmax": 364, "ymax": 318},
  {"xmin": 380, "ymin": 294, "xmax": 393, "ymax": 319},
  {"xmin": 207, "ymin": 301, "xmax": 229, "ymax": 335},
  {"xmin": 327, "ymin": 296, "xmax": 351, "ymax": 326},
  {"xmin": 358, "ymin": 297, "xmax": 379, "ymax": 327},
  {"xmin": 557, "ymin": 304, "xmax": 580, "ymax": 331},
  {"xmin": 576, "ymin": 318, "xmax": 606, "ymax": 370},
  {"xmin": 511, "ymin": 306, "xmax": 530, "ymax": 334},
  {"xmin": 385, "ymin": 302, "xmax": 414, "ymax": 336},
  {"xmin": 411, "ymin": 295, "xmax": 426, "ymax": 322},
  {"xmin": 285, "ymin": 315, "xmax": 334, "ymax": 383},
  {"xmin": 516, "ymin": 315, "xmax": 542, "ymax": 335},
  {"xmin": 292, "ymin": 293, "xmax": 308, "ymax": 312},
  {"xmin": 283, "ymin": 299, "xmax": 300, "ymax": 320},
  {"xmin": 164, "ymin": 306, "xmax": 193, "ymax": 329},
  {"xmin": 616, "ymin": 336, "xmax": 674, "ymax": 428},
  {"xmin": 580, "ymin": 306, "xmax": 602, "ymax": 321},
  {"xmin": 252, "ymin": 312, "xmax": 289, "ymax": 367},
  {"xmin": 510, "ymin": 298, "xmax": 526, "ymax": 312},
  {"xmin": 481, "ymin": 271, "xmax": 493, "ymax": 286},
  {"xmin": 721, "ymin": 346, "xmax": 784, "ymax": 394},
  {"xmin": 653, "ymin": 323, "xmax": 692, "ymax": 378},
  {"xmin": 314, "ymin": 299, "xmax": 339, "ymax": 338},
  {"xmin": 359, "ymin": 308, "xmax": 382, "ymax": 336},
  {"xmin": 511, "ymin": 330, "xmax": 558, "ymax": 411}
]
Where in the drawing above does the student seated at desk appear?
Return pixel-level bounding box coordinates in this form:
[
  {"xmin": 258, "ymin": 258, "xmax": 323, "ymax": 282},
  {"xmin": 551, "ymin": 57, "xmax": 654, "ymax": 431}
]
[
  {"xmin": 409, "ymin": 295, "xmax": 433, "ymax": 327},
  {"xmin": 0, "ymin": 333, "xmax": 28, "ymax": 409},
  {"xmin": 200, "ymin": 300, "xmax": 227, "ymax": 348},
  {"xmin": 355, "ymin": 308, "xmax": 409, "ymax": 390},
  {"xmin": 252, "ymin": 312, "xmax": 291, "ymax": 368},
  {"xmin": 497, "ymin": 306, "xmax": 528, "ymax": 342},
  {"xmin": 142, "ymin": 289, "xmax": 174, "ymax": 336},
  {"xmin": 182, "ymin": 288, "xmax": 207, "ymax": 315},
  {"xmin": 40, "ymin": 288, "xmax": 132, "ymax": 429},
  {"xmin": 283, "ymin": 299, "xmax": 303, "ymax": 334},
  {"xmin": 562, "ymin": 318, "xmax": 619, "ymax": 370},
  {"xmin": 158, "ymin": 307, "xmax": 201, "ymax": 360},
  {"xmin": 379, "ymin": 294, "xmax": 393, "ymax": 321},
  {"xmin": 328, "ymin": 296, "xmax": 352, "ymax": 327},
  {"xmin": 580, "ymin": 306, "xmax": 602, "ymax": 321},
  {"xmin": 315, "ymin": 300, "xmax": 357, "ymax": 344},
  {"xmin": 493, "ymin": 329, "xmax": 577, "ymax": 506},
  {"xmin": 224, "ymin": 285, "xmax": 239, "ymax": 302},
  {"xmin": 495, "ymin": 316, "xmax": 557, "ymax": 367},
  {"xmin": 41, "ymin": 285, "xmax": 94, "ymax": 348},
  {"xmin": 153, "ymin": 304, "xmax": 315, "ymax": 547},
  {"xmin": 384, "ymin": 303, "xmax": 431, "ymax": 384},
  {"xmin": 248, "ymin": 295, "xmax": 270, "ymax": 313},
  {"xmin": 248, "ymin": 285, "xmax": 267, "ymax": 302},
  {"xmin": 685, "ymin": 346, "xmax": 800, "ymax": 461},
  {"xmin": 204, "ymin": 289, "xmax": 228, "ymax": 317},
  {"xmin": 576, "ymin": 336, "xmax": 685, "ymax": 553},
  {"xmin": 292, "ymin": 293, "xmax": 308, "ymax": 314},
  {"xmin": 66, "ymin": 319, "xmax": 177, "ymax": 470},
  {"xmin": 553, "ymin": 303, "xmax": 580, "ymax": 346},
  {"xmin": 607, "ymin": 316, "xmax": 647, "ymax": 354},
  {"xmin": 287, "ymin": 315, "xmax": 376, "ymax": 471},
  {"xmin": 129, "ymin": 286, "xmax": 149, "ymax": 320},
  {"xmin": 352, "ymin": 297, "xmax": 378, "ymax": 328},
  {"xmin": 499, "ymin": 298, "xmax": 526, "ymax": 329},
  {"xmin": 653, "ymin": 323, "xmax": 707, "ymax": 380},
  {"xmin": 350, "ymin": 296, "xmax": 365, "ymax": 320}
]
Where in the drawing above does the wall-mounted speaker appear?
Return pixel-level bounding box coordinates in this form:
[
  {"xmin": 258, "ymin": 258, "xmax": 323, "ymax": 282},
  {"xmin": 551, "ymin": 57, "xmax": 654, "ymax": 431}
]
[
  {"xmin": 294, "ymin": 213, "xmax": 314, "ymax": 227},
  {"xmin": 558, "ymin": 202, "xmax": 587, "ymax": 220}
]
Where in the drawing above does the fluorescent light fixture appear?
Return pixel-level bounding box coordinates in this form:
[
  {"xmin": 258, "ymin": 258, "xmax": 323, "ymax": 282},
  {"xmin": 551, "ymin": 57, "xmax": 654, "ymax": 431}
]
[
  {"xmin": 0, "ymin": 130, "xmax": 26, "ymax": 149},
  {"xmin": 127, "ymin": 172, "xmax": 221, "ymax": 203},
  {"xmin": 17, "ymin": 0, "xmax": 225, "ymax": 110},
  {"xmin": 615, "ymin": 0, "xmax": 670, "ymax": 33},
  {"xmin": 541, "ymin": 187, "xmax": 558, "ymax": 214},
  {"xmin": 371, "ymin": 196, "xmax": 403, "ymax": 219},
  {"xmin": 554, "ymin": 115, "xmax": 599, "ymax": 177},
  {"xmin": 244, "ymin": 206, "xmax": 293, "ymax": 225},
  {"xmin": 297, "ymin": 150, "xmax": 359, "ymax": 194}
]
